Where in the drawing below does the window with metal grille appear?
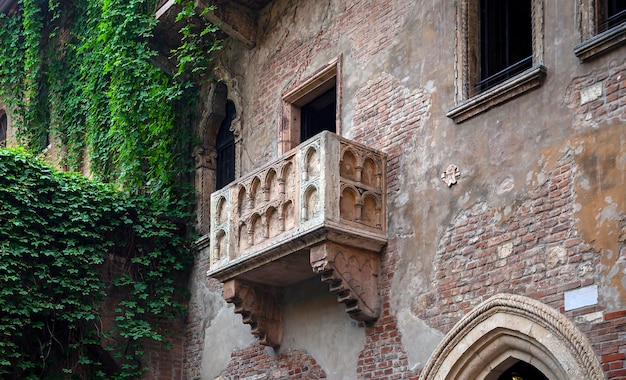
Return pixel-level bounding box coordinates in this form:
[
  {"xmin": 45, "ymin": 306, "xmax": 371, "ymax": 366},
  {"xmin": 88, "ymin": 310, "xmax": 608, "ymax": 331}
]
[
  {"xmin": 447, "ymin": 0, "xmax": 544, "ymax": 123},
  {"xmin": 598, "ymin": 0, "xmax": 626, "ymax": 32},
  {"xmin": 575, "ymin": 0, "xmax": 626, "ymax": 61},
  {"xmin": 478, "ymin": 0, "xmax": 533, "ymax": 92},
  {"xmin": 216, "ymin": 100, "xmax": 236, "ymax": 190}
]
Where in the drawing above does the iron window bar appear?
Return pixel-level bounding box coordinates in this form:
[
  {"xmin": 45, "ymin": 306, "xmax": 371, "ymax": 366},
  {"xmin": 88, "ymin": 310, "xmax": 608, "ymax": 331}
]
[
  {"xmin": 476, "ymin": 55, "xmax": 533, "ymax": 93},
  {"xmin": 599, "ymin": 8, "xmax": 626, "ymax": 32}
]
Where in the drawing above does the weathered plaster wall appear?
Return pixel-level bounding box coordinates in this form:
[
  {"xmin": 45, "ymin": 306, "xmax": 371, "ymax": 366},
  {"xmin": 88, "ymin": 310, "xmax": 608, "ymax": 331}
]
[
  {"xmin": 186, "ymin": 0, "xmax": 626, "ymax": 378},
  {"xmin": 280, "ymin": 279, "xmax": 365, "ymax": 378}
]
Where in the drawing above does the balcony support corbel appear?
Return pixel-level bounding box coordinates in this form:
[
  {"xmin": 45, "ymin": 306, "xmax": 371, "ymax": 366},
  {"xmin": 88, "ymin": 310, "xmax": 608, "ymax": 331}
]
[
  {"xmin": 310, "ymin": 242, "xmax": 381, "ymax": 322},
  {"xmin": 223, "ymin": 279, "xmax": 283, "ymax": 348}
]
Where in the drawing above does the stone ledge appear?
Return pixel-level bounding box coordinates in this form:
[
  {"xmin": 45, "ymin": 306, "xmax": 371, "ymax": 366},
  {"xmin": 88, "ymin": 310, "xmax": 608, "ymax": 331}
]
[
  {"xmin": 447, "ymin": 65, "xmax": 547, "ymax": 124},
  {"xmin": 574, "ymin": 23, "xmax": 626, "ymax": 62}
]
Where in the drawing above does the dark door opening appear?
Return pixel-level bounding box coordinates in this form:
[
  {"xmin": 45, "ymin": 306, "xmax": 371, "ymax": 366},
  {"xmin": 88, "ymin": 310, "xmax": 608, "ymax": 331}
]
[
  {"xmin": 497, "ymin": 360, "xmax": 549, "ymax": 380},
  {"xmin": 300, "ymin": 87, "xmax": 336, "ymax": 142}
]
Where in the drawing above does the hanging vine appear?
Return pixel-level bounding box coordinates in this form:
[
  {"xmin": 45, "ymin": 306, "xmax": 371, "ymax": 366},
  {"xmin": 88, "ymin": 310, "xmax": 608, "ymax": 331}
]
[
  {"xmin": 0, "ymin": 0, "xmax": 221, "ymax": 378},
  {"xmin": 0, "ymin": 148, "xmax": 194, "ymax": 379},
  {"xmin": 0, "ymin": 0, "xmax": 221, "ymax": 201}
]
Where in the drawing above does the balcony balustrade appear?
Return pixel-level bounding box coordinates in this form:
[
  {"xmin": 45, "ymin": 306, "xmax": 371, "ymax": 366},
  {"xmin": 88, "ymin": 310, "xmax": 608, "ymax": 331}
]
[{"xmin": 207, "ymin": 131, "xmax": 387, "ymax": 347}]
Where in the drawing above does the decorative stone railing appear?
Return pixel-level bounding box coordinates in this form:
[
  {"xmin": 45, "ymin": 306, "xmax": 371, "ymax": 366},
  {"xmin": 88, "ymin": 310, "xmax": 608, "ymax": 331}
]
[{"xmin": 207, "ymin": 131, "xmax": 387, "ymax": 347}]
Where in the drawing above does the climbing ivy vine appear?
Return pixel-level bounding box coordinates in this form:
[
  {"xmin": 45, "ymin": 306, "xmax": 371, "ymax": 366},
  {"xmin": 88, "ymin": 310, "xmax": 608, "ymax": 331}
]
[
  {"xmin": 0, "ymin": 148, "xmax": 194, "ymax": 378},
  {"xmin": 0, "ymin": 0, "xmax": 221, "ymax": 378},
  {"xmin": 0, "ymin": 0, "xmax": 221, "ymax": 200}
]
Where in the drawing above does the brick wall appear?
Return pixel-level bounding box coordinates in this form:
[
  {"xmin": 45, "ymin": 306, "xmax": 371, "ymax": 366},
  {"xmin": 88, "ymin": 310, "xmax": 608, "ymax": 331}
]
[
  {"xmin": 142, "ymin": 320, "xmax": 186, "ymax": 380},
  {"xmin": 349, "ymin": 72, "xmax": 430, "ymax": 380},
  {"xmin": 417, "ymin": 151, "xmax": 626, "ymax": 379},
  {"xmin": 356, "ymin": 238, "xmax": 416, "ymax": 380},
  {"xmin": 570, "ymin": 308, "xmax": 626, "ymax": 379},
  {"xmin": 184, "ymin": 248, "xmax": 217, "ymax": 379},
  {"xmin": 422, "ymin": 155, "xmax": 591, "ymax": 330},
  {"xmin": 220, "ymin": 345, "xmax": 327, "ymax": 379},
  {"xmin": 350, "ymin": 72, "xmax": 431, "ymax": 194},
  {"xmin": 336, "ymin": 0, "xmax": 409, "ymax": 69},
  {"xmin": 566, "ymin": 59, "xmax": 626, "ymax": 128},
  {"xmin": 183, "ymin": 1, "xmax": 626, "ymax": 379}
]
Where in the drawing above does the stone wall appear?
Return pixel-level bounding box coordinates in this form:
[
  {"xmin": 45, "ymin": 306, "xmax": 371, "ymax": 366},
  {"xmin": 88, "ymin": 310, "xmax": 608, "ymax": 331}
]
[{"xmin": 184, "ymin": 0, "xmax": 626, "ymax": 379}]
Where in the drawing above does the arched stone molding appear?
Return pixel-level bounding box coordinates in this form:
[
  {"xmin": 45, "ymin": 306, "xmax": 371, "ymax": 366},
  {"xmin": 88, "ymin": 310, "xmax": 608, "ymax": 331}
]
[
  {"xmin": 195, "ymin": 74, "xmax": 246, "ymax": 233},
  {"xmin": 419, "ymin": 294, "xmax": 605, "ymax": 380},
  {"xmin": 195, "ymin": 81, "xmax": 227, "ymax": 234},
  {"xmin": 197, "ymin": 81, "xmax": 228, "ymax": 145}
]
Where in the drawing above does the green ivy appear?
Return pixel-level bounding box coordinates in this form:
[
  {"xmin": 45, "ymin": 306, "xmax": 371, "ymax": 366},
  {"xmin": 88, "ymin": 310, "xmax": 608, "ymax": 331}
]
[
  {"xmin": 0, "ymin": 0, "xmax": 221, "ymax": 201},
  {"xmin": 0, "ymin": 0, "xmax": 220, "ymax": 378},
  {"xmin": 0, "ymin": 148, "xmax": 194, "ymax": 378}
]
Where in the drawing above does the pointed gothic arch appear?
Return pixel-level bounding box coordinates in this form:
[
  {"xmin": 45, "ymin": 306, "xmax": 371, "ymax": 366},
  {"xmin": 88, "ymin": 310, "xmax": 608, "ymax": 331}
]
[
  {"xmin": 419, "ymin": 294, "xmax": 605, "ymax": 380},
  {"xmin": 194, "ymin": 81, "xmax": 242, "ymax": 235}
]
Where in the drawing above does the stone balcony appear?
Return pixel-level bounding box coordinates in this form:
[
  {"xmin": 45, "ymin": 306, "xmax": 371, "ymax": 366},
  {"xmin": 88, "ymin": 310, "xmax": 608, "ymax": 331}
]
[{"xmin": 207, "ymin": 131, "xmax": 387, "ymax": 347}]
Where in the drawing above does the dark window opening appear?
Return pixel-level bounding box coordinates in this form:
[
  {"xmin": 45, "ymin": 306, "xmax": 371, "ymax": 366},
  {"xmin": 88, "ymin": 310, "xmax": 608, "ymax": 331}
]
[
  {"xmin": 599, "ymin": 0, "xmax": 626, "ymax": 32},
  {"xmin": 300, "ymin": 87, "xmax": 336, "ymax": 142},
  {"xmin": 478, "ymin": 0, "xmax": 533, "ymax": 92},
  {"xmin": 0, "ymin": 113, "xmax": 6, "ymax": 148},
  {"xmin": 216, "ymin": 100, "xmax": 236, "ymax": 190},
  {"xmin": 497, "ymin": 360, "xmax": 549, "ymax": 380}
]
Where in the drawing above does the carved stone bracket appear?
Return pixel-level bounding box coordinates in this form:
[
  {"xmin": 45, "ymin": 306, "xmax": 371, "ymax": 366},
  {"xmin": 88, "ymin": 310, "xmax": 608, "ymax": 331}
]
[
  {"xmin": 223, "ymin": 279, "xmax": 283, "ymax": 348},
  {"xmin": 310, "ymin": 242, "xmax": 380, "ymax": 322}
]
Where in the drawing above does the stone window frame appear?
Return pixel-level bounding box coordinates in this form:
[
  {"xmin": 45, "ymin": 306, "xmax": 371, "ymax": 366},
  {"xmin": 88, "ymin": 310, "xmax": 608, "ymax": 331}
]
[
  {"xmin": 447, "ymin": 0, "xmax": 546, "ymax": 124},
  {"xmin": 279, "ymin": 57, "xmax": 341, "ymax": 155},
  {"xmin": 194, "ymin": 81, "xmax": 243, "ymax": 238},
  {"xmin": 574, "ymin": 0, "xmax": 626, "ymax": 61}
]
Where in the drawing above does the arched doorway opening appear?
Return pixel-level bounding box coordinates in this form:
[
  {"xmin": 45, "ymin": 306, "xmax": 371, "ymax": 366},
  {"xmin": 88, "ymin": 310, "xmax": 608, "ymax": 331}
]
[
  {"xmin": 419, "ymin": 294, "xmax": 604, "ymax": 380},
  {"xmin": 215, "ymin": 100, "xmax": 236, "ymax": 190}
]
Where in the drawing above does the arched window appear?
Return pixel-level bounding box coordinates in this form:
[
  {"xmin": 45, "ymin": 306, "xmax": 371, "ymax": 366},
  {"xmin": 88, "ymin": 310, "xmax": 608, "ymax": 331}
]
[
  {"xmin": 0, "ymin": 112, "xmax": 7, "ymax": 148},
  {"xmin": 216, "ymin": 100, "xmax": 236, "ymax": 190}
]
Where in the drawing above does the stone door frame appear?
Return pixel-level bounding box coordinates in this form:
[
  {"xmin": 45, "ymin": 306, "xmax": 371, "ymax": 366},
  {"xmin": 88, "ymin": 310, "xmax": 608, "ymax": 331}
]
[{"xmin": 419, "ymin": 293, "xmax": 605, "ymax": 380}]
